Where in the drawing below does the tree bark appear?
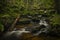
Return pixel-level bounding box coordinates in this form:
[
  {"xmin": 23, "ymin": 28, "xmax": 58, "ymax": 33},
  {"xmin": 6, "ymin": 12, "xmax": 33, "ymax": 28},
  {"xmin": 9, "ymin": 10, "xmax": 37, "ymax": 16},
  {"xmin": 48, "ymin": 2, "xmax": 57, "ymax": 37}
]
[
  {"xmin": 55, "ymin": 0, "xmax": 60, "ymax": 14},
  {"xmin": 9, "ymin": 15, "xmax": 20, "ymax": 31}
]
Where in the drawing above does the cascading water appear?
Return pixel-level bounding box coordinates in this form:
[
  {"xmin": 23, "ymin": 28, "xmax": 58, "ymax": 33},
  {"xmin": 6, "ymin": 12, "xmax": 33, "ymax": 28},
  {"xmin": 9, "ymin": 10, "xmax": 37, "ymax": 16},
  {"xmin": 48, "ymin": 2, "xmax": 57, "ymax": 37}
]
[
  {"xmin": 2, "ymin": 17, "xmax": 50, "ymax": 40},
  {"xmin": 33, "ymin": 19, "xmax": 50, "ymax": 35},
  {"xmin": 2, "ymin": 28, "xmax": 30, "ymax": 40},
  {"xmin": 4, "ymin": 28, "xmax": 30, "ymax": 37}
]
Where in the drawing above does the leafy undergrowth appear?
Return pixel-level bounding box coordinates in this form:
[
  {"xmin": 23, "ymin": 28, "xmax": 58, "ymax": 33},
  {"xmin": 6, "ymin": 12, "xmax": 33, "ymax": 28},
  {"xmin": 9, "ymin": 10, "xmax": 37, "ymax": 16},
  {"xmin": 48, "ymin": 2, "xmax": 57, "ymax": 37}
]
[{"xmin": 50, "ymin": 14, "xmax": 60, "ymax": 26}]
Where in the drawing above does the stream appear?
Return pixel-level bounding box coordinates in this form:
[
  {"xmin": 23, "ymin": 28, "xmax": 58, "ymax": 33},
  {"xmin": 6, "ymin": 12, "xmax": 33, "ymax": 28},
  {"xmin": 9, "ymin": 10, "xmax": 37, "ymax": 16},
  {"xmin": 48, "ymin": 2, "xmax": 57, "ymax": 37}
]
[
  {"xmin": 1, "ymin": 15, "xmax": 60, "ymax": 40},
  {"xmin": 1, "ymin": 18, "xmax": 51, "ymax": 40}
]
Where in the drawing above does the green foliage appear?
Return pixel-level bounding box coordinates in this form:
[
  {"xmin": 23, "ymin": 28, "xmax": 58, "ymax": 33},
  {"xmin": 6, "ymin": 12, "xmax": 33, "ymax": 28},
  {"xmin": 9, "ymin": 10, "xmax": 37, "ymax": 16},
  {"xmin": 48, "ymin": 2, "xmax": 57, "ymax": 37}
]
[
  {"xmin": 0, "ymin": 23, "xmax": 4, "ymax": 32},
  {"xmin": 50, "ymin": 14, "xmax": 60, "ymax": 26},
  {"xmin": 0, "ymin": 0, "xmax": 55, "ymax": 15}
]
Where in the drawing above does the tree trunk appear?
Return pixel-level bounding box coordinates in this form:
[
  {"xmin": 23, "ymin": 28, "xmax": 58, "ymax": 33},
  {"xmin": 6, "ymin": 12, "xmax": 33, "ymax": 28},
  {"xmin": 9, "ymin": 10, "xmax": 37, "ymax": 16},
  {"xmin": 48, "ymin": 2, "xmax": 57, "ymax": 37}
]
[
  {"xmin": 9, "ymin": 15, "xmax": 20, "ymax": 31},
  {"xmin": 55, "ymin": 0, "xmax": 60, "ymax": 14}
]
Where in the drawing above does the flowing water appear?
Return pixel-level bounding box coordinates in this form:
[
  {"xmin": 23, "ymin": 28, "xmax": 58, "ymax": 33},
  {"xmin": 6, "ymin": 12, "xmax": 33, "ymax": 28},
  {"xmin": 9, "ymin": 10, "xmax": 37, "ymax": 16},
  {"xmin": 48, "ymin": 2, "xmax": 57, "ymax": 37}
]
[{"xmin": 1, "ymin": 18, "xmax": 51, "ymax": 40}]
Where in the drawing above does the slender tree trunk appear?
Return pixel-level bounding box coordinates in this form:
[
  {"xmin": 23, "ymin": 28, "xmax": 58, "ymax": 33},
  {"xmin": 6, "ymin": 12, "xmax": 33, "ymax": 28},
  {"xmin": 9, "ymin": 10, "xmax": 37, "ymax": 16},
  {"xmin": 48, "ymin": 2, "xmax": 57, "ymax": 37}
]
[
  {"xmin": 9, "ymin": 15, "xmax": 20, "ymax": 31},
  {"xmin": 55, "ymin": 0, "xmax": 60, "ymax": 14}
]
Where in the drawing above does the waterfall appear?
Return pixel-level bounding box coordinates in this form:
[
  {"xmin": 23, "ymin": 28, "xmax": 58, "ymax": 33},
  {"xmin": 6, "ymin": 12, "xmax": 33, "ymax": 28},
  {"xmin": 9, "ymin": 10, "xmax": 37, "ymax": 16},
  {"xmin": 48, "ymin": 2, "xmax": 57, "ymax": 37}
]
[
  {"xmin": 2, "ymin": 28, "xmax": 30, "ymax": 40},
  {"xmin": 2, "ymin": 18, "xmax": 50, "ymax": 40},
  {"xmin": 33, "ymin": 19, "xmax": 50, "ymax": 36}
]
